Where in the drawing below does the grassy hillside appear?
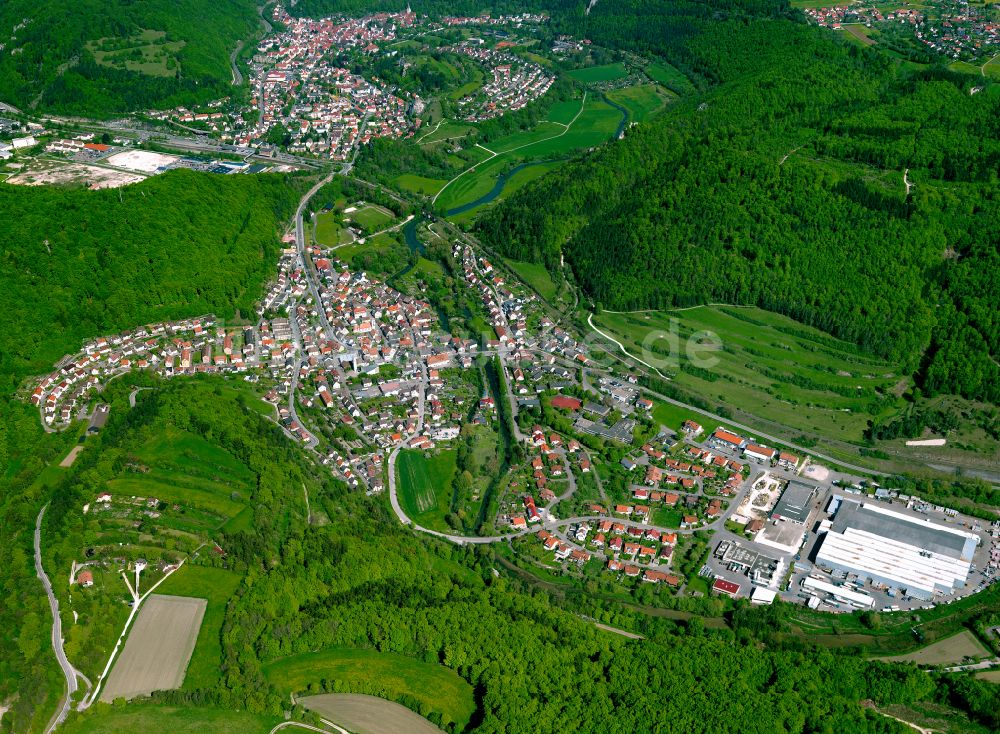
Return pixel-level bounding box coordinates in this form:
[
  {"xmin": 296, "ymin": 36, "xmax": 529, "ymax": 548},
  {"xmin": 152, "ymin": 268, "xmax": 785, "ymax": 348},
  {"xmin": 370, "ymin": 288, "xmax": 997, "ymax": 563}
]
[
  {"xmin": 478, "ymin": 11, "xmax": 1000, "ymax": 406},
  {"xmin": 0, "ymin": 0, "xmax": 259, "ymax": 115},
  {"xmin": 0, "ymin": 169, "xmax": 305, "ymax": 392}
]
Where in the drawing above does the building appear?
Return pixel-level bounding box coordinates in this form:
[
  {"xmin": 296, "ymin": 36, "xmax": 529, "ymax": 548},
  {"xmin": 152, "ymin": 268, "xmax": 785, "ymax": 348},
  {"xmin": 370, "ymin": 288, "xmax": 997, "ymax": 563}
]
[
  {"xmin": 771, "ymin": 480, "xmax": 817, "ymax": 524},
  {"xmin": 712, "ymin": 577, "xmax": 741, "ymax": 598},
  {"xmin": 743, "ymin": 443, "xmax": 776, "ymax": 463},
  {"xmin": 814, "ymin": 499, "xmax": 979, "ymax": 600},
  {"xmin": 709, "ymin": 428, "xmax": 746, "ymax": 452}
]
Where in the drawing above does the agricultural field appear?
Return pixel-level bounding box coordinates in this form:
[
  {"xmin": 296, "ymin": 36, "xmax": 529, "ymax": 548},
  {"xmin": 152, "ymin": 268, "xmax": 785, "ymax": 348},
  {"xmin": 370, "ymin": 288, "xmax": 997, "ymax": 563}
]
[
  {"xmin": 593, "ymin": 305, "xmax": 903, "ymax": 445},
  {"xmin": 396, "ymin": 449, "xmax": 458, "ymax": 531},
  {"xmin": 975, "ymin": 669, "xmax": 1000, "ymax": 682},
  {"xmin": 876, "ymin": 630, "xmax": 992, "ymax": 666},
  {"xmin": 842, "ymin": 24, "xmax": 878, "ymax": 47},
  {"xmin": 99, "ymin": 594, "xmax": 207, "ymax": 702},
  {"xmin": 62, "ymin": 705, "xmax": 279, "ymax": 734},
  {"xmin": 86, "ymin": 29, "xmax": 185, "ymax": 78},
  {"xmin": 266, "ymin": 647, "xmax": 475, "ymax": 730},
  {"xmin": 153, "ymin": 565, "xmax": 242, "ymax": 690},
  {"xmin": 606, "ymin": 84, "xmax": 672, "ymax": 123},
  {"xmin": 567, "ymin": 62, "xmax": 629, "ymax": 83},
  {"xmin": 302, "ymin": 694, "xmax": 445, "ymax": 734}
]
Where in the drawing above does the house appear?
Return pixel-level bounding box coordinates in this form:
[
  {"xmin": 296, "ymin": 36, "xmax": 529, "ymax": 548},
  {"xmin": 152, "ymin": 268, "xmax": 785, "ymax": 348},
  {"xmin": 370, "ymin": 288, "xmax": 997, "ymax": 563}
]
[
  {"xmin": 710, "ymin": 428, "xmax": 746, "ymax": 452},
  {"xmin": 76, "ymin": 570, "xmax": 94, "ymax": 587},
  {"xmin": 682, "ymin": 419, "xmax": 703, "ymax": 436},
  {"xmin": 744, "ymin": 443, "xmax": 776, "ymax": 463},
  {"xmin": 777, "ymin": 452, "xmax": 800, "ymax": 470},
  {"xmin": 712, "ymin": 578, "xmax": 741, "ymax": 598}
]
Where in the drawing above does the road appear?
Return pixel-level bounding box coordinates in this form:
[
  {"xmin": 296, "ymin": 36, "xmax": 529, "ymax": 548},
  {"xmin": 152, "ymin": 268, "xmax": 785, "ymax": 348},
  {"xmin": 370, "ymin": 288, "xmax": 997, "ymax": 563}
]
[
  {"xmin": 230, "ymin": 41, "xmax": 245, "ymax": 85},
  {"xmin": 35, "ymin": 504, "xmax": 80, "ymax": 734}
]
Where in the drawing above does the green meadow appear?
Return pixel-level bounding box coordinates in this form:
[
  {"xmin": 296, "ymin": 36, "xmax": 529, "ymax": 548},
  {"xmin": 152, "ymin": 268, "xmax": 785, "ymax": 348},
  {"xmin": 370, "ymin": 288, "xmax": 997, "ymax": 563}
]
[
  {"xmin": 606, "ymin": 84, "xmax": 672, "ymax": 122},
  {"xmin": 567, "ymin": 62, "xmax": 629, "ymax": 83},
  {"xmin": 396, "ymin": 449, "xmax": 457, "ymax": 531},
  {"xmin": 154, "ymin": 565, "xmax": 243, "ymax": 690},
  {"xmin": 594, "ymin": 305, "xmax": 903, "ymax": 443},
  {"xmin": 264, "ymin": 646, "xmax": 476, "ymax": 731}
]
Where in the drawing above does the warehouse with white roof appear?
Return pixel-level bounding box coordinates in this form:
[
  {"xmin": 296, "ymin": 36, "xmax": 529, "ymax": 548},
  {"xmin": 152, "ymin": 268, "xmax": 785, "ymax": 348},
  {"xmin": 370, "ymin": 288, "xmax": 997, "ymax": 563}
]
[{"xmin": 814, "ymin": 499, "xmax": 978, "ymax": 600}]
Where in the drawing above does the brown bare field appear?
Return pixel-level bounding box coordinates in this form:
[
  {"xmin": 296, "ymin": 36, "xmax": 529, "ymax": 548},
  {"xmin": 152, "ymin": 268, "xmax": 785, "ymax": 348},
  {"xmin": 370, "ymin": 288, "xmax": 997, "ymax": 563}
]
[
  {"xmin": 100, "ymin": 594, "xmax": 207, "ymax": 702},
  {"xmin": 300, "ymin": 694, "xmax": 444, "ymax": 734},
  {"xmin": 7, "ymin": 160, "xmax": 144, "ymax": 189},
  {"xmin": 975, "ymin": 669, "xmax": 1000, "ymax": 683},
  {"xmin": 876, "ymin": 630, "xmax": 991, "ymax": 666},
  {"xmin": 60, "ymin": 446, "xmax": 84, "ymax": 467}
]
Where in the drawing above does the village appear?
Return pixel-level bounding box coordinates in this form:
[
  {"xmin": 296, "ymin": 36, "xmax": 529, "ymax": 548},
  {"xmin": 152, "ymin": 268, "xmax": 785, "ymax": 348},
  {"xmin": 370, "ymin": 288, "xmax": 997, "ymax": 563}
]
[
  {"xmin": 30, "ymin": 175, "xmax": 999, "ymax": 614},
  {"xmin": 140, "ymin": 6, "xmax": 557, "ymax": 160},
  {"xmin": 804, "ymin": 0, "xmax": 1000, "ymax": 62}
]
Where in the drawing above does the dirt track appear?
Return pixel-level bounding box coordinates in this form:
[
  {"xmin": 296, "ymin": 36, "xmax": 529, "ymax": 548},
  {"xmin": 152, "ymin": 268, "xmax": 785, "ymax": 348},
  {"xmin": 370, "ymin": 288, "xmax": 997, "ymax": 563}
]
[{"xmin": 100, "ymin": 594, "xmax": 206, "ymax": 702}]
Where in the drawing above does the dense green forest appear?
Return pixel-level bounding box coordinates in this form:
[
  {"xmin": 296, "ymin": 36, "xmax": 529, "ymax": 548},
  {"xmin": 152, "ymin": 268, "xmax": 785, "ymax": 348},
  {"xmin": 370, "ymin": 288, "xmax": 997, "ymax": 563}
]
[
  {"xmin": 478, "ymin": 3, "xmax": 1000, "ymax": 404},
  {"xmin": 0, "ymin": 0, "xmax": 259, "ymax": 115},
  {"xmin": 26, "ymin": 379, "xmax": 995, "ymax": 734},
  {"xmin": 0, "ymin": 170, "xmax": 304, "ymax": 392}
]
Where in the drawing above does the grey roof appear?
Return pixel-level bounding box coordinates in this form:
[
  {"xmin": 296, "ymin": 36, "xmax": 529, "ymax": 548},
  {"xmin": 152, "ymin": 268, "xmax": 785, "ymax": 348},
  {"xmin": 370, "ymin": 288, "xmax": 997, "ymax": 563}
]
[
  {"xmin": 771, "ymin": 480, "xmax": 817, "ymax": 524},
  {"xmin": 831, "ymin": 501, "xmax": 972, "ymax": 560}
]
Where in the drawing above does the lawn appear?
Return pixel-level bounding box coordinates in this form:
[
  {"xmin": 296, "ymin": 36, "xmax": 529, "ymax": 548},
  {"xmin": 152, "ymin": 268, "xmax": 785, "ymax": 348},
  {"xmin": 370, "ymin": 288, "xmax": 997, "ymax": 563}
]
[
  {"xmin": 606, "ymin": 84, "xmax": 671, "ymax": 123},
  {"xmin": 61, "ymin": 705, "xmax": 278, "ymax": 734},
  {"xmin": 315, "ymin": 211, "xmax": 355, "ymax": 246},
  {"xmin": 593, "ymin": 305, "xmax": 903, "ymax": 445},
  {"xmin": 645, "ymin": 62, "xmax": 696, "ymax": 95},
  {"xmin": 567, "ymin": 62, "xmax": 628, "ymax": 83},
  {"xmin": 652, "ymin": 401, "xmax": 719, "ymax": 438},
  {"xmin": 396, "ymin": 449, "xmax": 458, "ymax": 531},
  {"xmin": 154, "ymin": 565, "xmax": 243, "ymax": 690},
  {"xmin": 264, "ymin": 647, "xmax": 476, "ymax": 731},
  {"xmin": 505, "ymin": 259, "xmax": 559, "ymax": 302},
  {"xmin": 106, "ymin": 475, "xmax": 245, "ymax": 519},
  {"xmin": 346, "ymin": 204, "xmax": 395, "ymax": 234},
  {"xmin": 651, "ymin": 508, "xmax": 682, "ymax": 528}
]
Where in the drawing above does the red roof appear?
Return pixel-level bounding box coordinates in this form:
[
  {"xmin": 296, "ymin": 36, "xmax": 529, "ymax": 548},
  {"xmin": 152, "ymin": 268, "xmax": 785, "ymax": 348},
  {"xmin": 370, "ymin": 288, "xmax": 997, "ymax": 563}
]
[
  {"xmin": 713, "ymin": 578, "xmax": 740, "ymax": 596},
  {"xmin": 551, "ymin": 395, "xmax": 582, "ymax": 410}
]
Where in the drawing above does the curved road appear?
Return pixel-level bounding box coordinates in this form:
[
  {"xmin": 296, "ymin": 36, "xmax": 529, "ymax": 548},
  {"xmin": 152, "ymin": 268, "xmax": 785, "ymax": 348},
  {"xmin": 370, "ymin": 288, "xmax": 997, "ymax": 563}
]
[{"xmin": 35, "ymin": 505, "xmax": 79, "ymax": 734}]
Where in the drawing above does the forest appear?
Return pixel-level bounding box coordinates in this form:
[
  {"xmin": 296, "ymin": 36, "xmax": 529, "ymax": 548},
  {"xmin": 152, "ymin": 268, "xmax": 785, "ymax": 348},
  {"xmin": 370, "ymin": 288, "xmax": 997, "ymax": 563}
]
[
  {"xmin": 0, "ymin": 0, "xmax": 260, "ymax": 115},
  {"xmin": 0, "ymin": 170, "xmax": 305, "ymax": 393},
  {"xmin": 477, "ymin": 2, "xmax": 1000, "ymax": 404}
]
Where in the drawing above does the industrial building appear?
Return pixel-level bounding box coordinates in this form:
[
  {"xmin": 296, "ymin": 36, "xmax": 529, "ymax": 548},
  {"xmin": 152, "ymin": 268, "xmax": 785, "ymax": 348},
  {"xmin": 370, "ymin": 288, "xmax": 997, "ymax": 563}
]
[{"xmin": 814, "ymin": 499, "xmax": 979, "ymax": 600}]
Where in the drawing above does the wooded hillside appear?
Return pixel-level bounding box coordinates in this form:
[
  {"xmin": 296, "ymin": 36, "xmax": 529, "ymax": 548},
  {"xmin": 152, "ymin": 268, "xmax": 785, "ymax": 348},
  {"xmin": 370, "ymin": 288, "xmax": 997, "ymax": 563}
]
[
  {"xmin": 0, "ymin": 170, "xmax": 304, "ymax": 392},
  {"xmin": 0, "ymin": 0, "xmax": 259, "ymax": 115},
  {"xmin": 478, "ymin": 6, "xmax": 1000, "ymax": 403}
]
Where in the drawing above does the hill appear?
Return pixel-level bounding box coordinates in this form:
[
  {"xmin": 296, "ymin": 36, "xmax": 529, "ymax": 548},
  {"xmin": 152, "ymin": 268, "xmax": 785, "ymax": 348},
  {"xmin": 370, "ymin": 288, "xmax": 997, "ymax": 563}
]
[
  {"xmin": 0, "ymin": 169, "xmax": 304, "ymax": 392},
  {"xmin": 20, "ymin": 376, "xmax": 991, "ymax": 734},
  {"xmin": 477, "ymin": 5, "xmax": 1000, "ymax": 405},
  {"xmin": 0, "ymin": 0, "xmax": 260, "ymax": 115}
]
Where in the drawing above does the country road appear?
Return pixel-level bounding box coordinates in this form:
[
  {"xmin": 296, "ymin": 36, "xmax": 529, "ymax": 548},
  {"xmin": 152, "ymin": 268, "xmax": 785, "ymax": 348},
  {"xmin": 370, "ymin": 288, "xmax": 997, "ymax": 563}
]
[{"xmin": 35, "ymin": 505, "xmax": 79, "ymax": 734}]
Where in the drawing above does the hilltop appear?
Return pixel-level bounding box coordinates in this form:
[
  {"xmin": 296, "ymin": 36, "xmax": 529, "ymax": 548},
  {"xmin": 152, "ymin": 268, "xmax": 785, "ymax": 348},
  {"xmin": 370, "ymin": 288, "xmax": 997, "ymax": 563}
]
[{"xmin": 0, "ymin": 0, "xmax": 260, "ymax": 115}]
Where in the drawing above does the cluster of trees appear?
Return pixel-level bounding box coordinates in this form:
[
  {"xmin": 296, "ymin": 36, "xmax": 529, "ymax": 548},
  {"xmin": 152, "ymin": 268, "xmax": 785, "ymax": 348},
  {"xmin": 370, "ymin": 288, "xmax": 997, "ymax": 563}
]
[
  {"xmin": 0, "ymin": 169, "xmax": 305, "ymax": 392},
  {"xmin": 478, "ymin": 5, "xmax": 1000, "ymax": 403},
  {"xmin": 0, "ymin": 0, "xmax": 260, "ymax": 115}
]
